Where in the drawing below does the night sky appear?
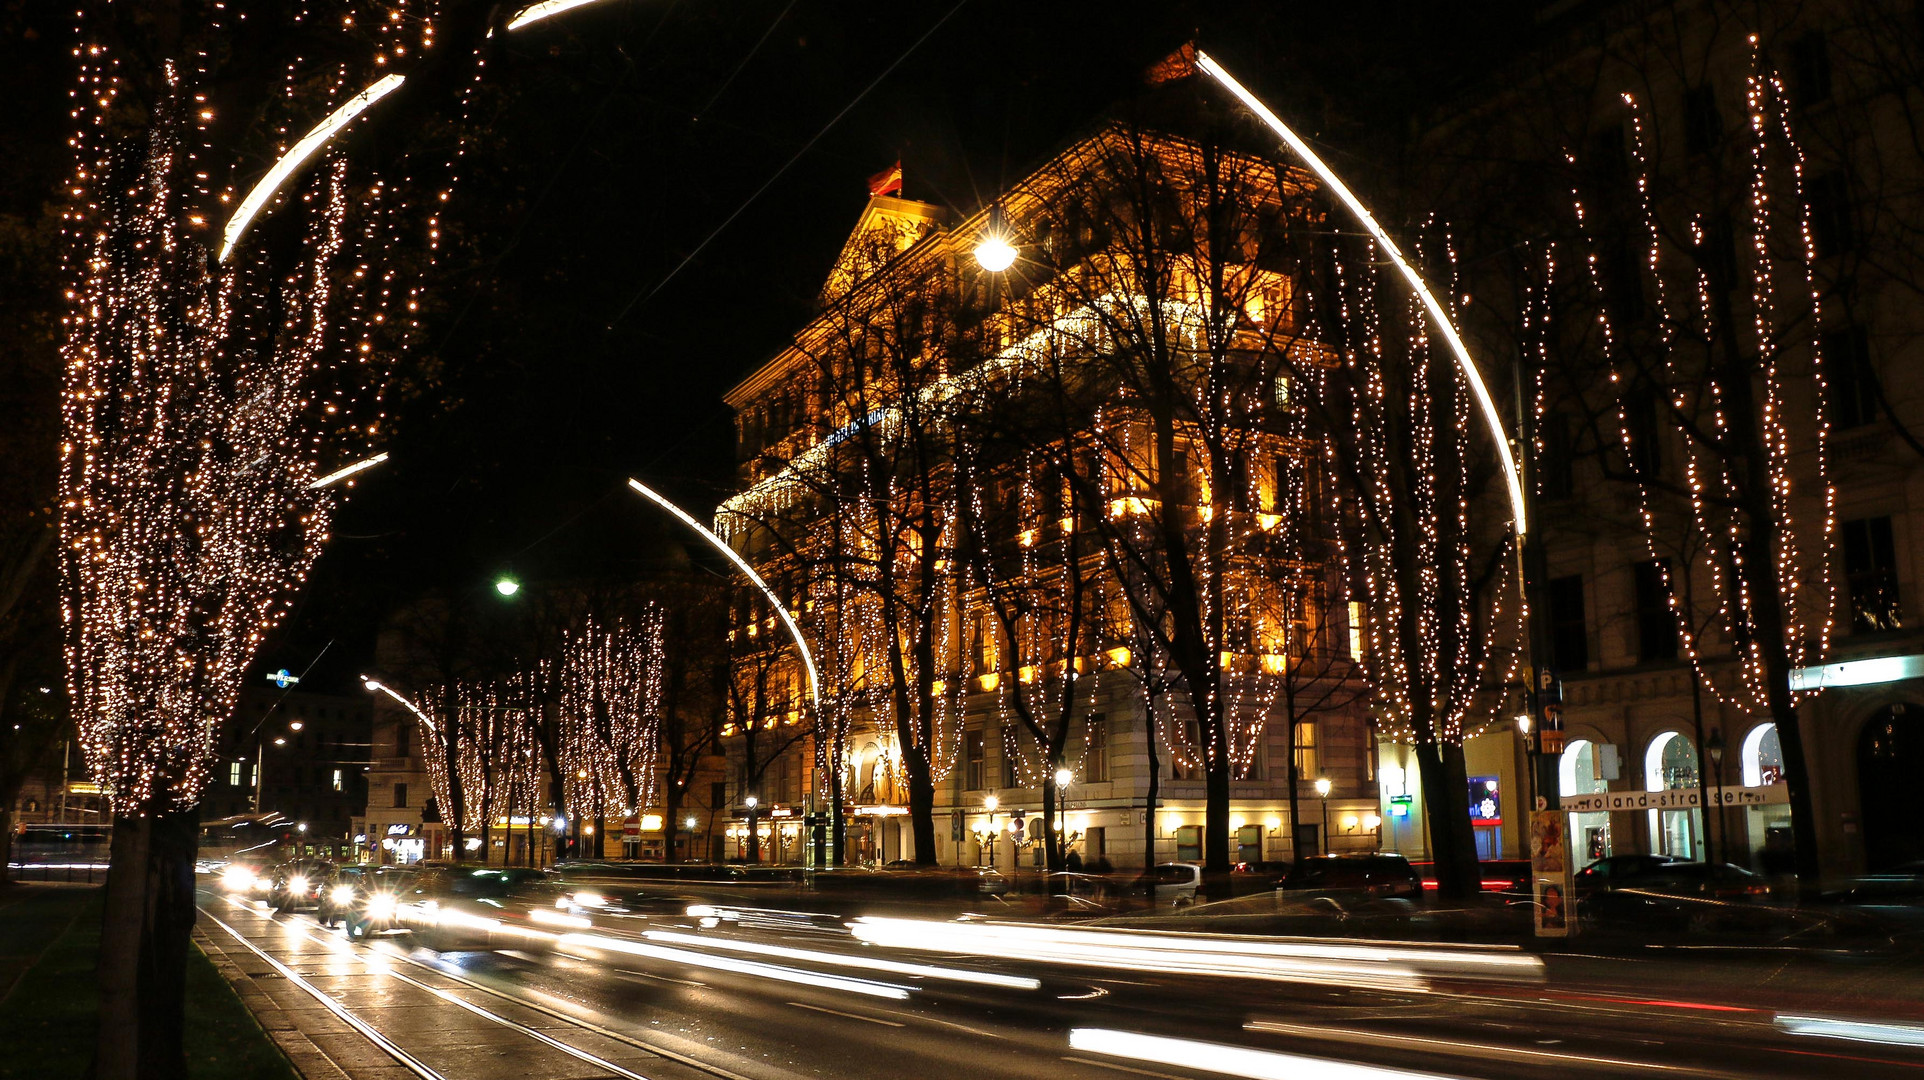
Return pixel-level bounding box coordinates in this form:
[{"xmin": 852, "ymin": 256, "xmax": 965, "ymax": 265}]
[{"xmin": 0, "ymin": 0, "xmax": 1545, "ymax": 694}]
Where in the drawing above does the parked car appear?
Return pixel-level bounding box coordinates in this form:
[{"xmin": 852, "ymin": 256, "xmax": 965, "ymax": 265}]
[
  {"xmin": 1578, "ymin": 860, "xmax": 1773, "ymax": 931},
  {"xmin": 266, "ymin": 858, "xmax": 335, "ymax": 913},
  {"xmin": 1149, "ymin": 863, "xmax": 1203, "ymax": 906},
  {"xmin": 1570, "ymin": 853, "xmax": 1687, "ymax": 897},
  {"xmin": 1279, "ymin": 854, "xmax": 1422, "ymax": 900},
  {"xmin": 1410, "ymin": 859, "xmax": 1533, "ymax": 898},
  {"xmin": 318, "ymin": 865, "xmax": 415, "ymax": 938}
]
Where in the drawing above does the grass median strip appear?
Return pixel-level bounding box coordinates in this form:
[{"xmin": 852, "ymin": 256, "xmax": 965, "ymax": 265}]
[{"xmin": 0, "ymin": 884, "xmax": 297, "ymax": 1080}]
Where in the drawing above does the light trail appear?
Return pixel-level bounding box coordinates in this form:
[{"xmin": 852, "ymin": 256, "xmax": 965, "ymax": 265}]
[
  {"xmin": 219, "ymin": 75, "xmax": 407, "ymax": 263},
  {"xmin": 307, "ymin": 451, "xmax": 389, "ymax": 489},
  {"xmin": 220, "ymin": 0, "xmax": 628, "ymax": 261},
  {"xmin": 1245, "ymin": 1020, "xmax": 1723, "ymax": 1076},
  {"xmin": 848, "ymin": 917, "xmax": 1540, "ymax": 990},
  {"xmin": 626, "ymin": 478, "xmax": 821, "ymax": 709},
  {"xmin": 1194, "ymin": 52, "xmax": 1529, "ymax": 536},
  {"xmin": 1069, "ymin": 1028, "xmax": 1461, "ymax": 1080},
  {"xmin": 558, "ymin": 930, "xmax": 910, "ymax": 999},
  {"xmin": 1775, "ymin": 1014, "xmax": 1924, "ymax": 1048},
  {"xmin": 507, "ymin": 0, "xmax": 611, "ymax": 30},
  {"xmin": 360, "ymin": 676, "xmax": 438, "ymax": 734},
  {"xmin": 640, "ymin": 929, "xmax": 1041, "ymax": 990}
]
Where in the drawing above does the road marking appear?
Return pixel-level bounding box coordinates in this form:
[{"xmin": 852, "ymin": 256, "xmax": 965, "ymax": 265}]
[
  {"xmin": 1060, "ymin": 1055, "xmax": 1195, "ymax": 1080},
  {"xmin": 785, "ymin": 1001, "xmax": 905, "ymax": 1027},
  {"xmin": 1245, "ymin": 1019, "xmax": 1719, "ymax": 1076},
  {"xmin": 211, "ymin": 897, "xmax": 763, "ymax": 1080},
  {"xmin": 623, "ymin": 969, "xmax": 709, "ymax": 988}
]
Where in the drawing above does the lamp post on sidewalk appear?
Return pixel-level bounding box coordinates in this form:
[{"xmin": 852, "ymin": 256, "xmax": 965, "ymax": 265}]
[{"xmin": 1314, "ymin": 777, "xmax": 1332, "ymax": 854}]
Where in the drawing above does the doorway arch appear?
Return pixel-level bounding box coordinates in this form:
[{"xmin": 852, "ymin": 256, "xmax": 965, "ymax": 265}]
[
  {"xmin": 1644, "ymin": 731, "xmax": 1702, "ymax": 859},
  {"xmin": 1859, "ymin": 704, "xmax": 1924, "ymax": 871}
]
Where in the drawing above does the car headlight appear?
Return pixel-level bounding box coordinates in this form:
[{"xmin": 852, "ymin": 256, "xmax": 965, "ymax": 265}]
[
  {"xmin": 289, "ymin": 875, "xmax": 309, "ymax": 895},
  {"xmin": 571, "ymin": 891, "xmax": 606, "ymax": 909},
  {"xmin": 366, "ymin": 894, "xmax": 397, "ymax": 919},
  {"xmin": 221, "ymin": 867, "xmax": 255, "ymax": 892},
  {"xmin": 252, "ymin": 877, "xmax": 273, "ymax": 893},
  {"xmin": 330, "ymin": 885, "xmax": 356, "ymax": 905}
]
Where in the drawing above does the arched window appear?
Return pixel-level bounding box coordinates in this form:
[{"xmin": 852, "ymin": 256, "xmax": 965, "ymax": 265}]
[
  {"xmin": 1645, "ymin": 731, "xmax": 1699, "ymax": 791},
  {"xmin": 1741, "ymin": 723, "xmax": 1782, "ymax": 787},
  {"xmin": 1644, "ymin": 730, "xmax": 1701, "ymax": 858},
  {"xmin": 1560, "ymin": 739, "xmax": 1608, "ymax": 797}
]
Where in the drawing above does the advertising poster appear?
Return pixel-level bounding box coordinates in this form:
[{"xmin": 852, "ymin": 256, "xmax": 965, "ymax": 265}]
[{"xmin": 1530, "ymin": 809, "xmax": 1573, "ymax": 937}]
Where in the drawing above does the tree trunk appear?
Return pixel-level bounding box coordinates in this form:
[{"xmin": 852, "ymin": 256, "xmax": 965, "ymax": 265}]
[
  {"xmin": 905, "ymin": 747, "xmax": 937, "ymax": 866},
  {"xmin": 1041, "ymin": 775, "xmax": 1061, "ymax": 874},
  {"xmin": 1143, "ymin": 710, "xmax": 1161, "ymax": 898},
  {"xmin": 664, "ymin": 784, "xmax": 683, "ymax": 863},
  {"xmin": 1284, "ymin": 678, "xmax": 1302, "ymax": 861},
  {"xmin": 1204, "ymin": 749, "xmax": 1231, "ymax": 874},
  {"xmin": 94, "ymin": 808, "xmax": 199, "ymax": 1080},
  {"xmin": 0, "ymin": 804, "xmax": 13, "ymax": 886},
  {"xmin": 1414, "ymin": 741, "xmax": 1480, "ymax": 899}
]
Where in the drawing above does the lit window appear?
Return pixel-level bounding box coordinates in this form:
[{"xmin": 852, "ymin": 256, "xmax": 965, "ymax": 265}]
[
  {"xmin": 332, "ymin": 769, "xmax": 344, "ymax": 792},
  {"xmin": 229, "ymin": 761, "xmax": 242, "ymax": 787},
  {"xmin": 1346, "ymin": 601, "xmax": 1366, "ymax": 660}
]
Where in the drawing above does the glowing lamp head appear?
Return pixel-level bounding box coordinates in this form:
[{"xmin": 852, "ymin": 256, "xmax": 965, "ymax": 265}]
[
  {"xmin": 744, "ymin": 795, "xmax": 758, "ymax": 809},
  {"xmin": 1315, "ymin": 777, "xmax": 1333, "ymax": 798},
  {"xmin": 684, "ymin": 816, "xmax": 697, "ymax": 831},
  {"xmin": 983, "ymin": 795, "xmax": 999, "ymax": 812},
  {"xmin": 289, "ymin": 720, "xmax": 304, "ymax": 732},
  {"xmin": 1054, "ymin": 768, "xmax": 1073, "ymax": 788},
  {"xmin": 494, "ymin": 577, "xmax": 521, "ymax": 597},
  {"xmin": 973, "ymin": 234, "xmax": 1018, "ymax": 272},
  {"xmin": 1515, "ymin": 713, "xmax": 1532, "ymax": 736}
]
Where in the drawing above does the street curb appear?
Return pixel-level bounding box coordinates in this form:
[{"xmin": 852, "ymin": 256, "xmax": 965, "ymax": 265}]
[{"xmin": 194, "ymin": 923, "xmax": 414, "ymax": 1080}]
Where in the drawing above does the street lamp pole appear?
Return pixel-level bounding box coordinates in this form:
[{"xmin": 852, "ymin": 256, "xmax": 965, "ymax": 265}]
[{"xmin": 1314, "ymin": 777, "xmax": 1332, "ymax": 855}]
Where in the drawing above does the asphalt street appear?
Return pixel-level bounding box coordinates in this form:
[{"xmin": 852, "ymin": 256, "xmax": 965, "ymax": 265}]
[{"xmin": 201, "ymin": 890, "xmax": 1924, "ymax": 1080}]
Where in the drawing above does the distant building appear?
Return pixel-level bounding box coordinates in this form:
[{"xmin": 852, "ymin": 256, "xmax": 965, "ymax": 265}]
[{"xmin": 207, "ymin": 685, "xmax": 372, "ymax": 858}]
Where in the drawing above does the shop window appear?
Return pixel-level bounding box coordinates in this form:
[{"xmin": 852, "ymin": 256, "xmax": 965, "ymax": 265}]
[
  {"xmin": 1741, "ymin": 723, "xmax": 1784, "ymax": 787},
  {"xmin": 1844, "ymin": 516, "xmax": 1902, "ymax": 632},
  {"xmin": 1546, "ymin": 575, "xmax": 1589, "ymax": 673},
  {"xmin": 1645, "ymin": 731, "xmax": 1701, "ymax": 859},
  {"xmin": 1634, "ymin": 560, "xmax": 1678, "ymax": 662},
  {"xmin": 1176, "ymin": 824, "xmax": 1202, "ymax": 862}
]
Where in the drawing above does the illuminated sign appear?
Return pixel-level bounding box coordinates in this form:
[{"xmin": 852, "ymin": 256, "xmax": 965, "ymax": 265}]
[
  {"xmin": 384, "ymin": 823, "xmax": 413, "ymax": 837},
  {"xmin": 1468, "ymin": 776, "xmax": 1501, "ymax": 827},
  {"xmin": 1560, "ymin": 785, "xmax": 1789, "ymax": 813}
]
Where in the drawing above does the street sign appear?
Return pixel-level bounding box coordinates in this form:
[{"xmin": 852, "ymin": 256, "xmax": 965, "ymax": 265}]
[
  {"xmin": 622, "ymin": 815, "xmax": 640, "ymax": 837},
  {"xmin": 951, "ymin": 809, "xmax": 964, "ymax": 842}
]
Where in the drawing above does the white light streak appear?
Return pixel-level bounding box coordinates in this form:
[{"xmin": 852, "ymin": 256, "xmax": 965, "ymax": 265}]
[
  {"xmin": 307, "ymin": 451, "xmax": 389, "ymax": 489},
  {"xmin": 1069, "ymin": 1029, "xmax": 1460, "ymax": 1080},
  {"xmin": 1776, "ymin": 1015, "xmax": 1924, "ymax": 1048},
  {"xmin": 557, "ymin": 931, "xmax": 909, "ymax": 999},
  {"xmin": 1194, "ymin": 52, "xmax": 1528, "ymax": 535},
  {"xmin": 626, "ymin": 478, "xmax": 821, "ymax": 709},
  {"xmin": 1788, "ymin": 653, "xmax": 1924, "ymax": 691},
  {"xmin": 507, "ymin": 0, "xmax": 614, "ymax": 30},
  {"xmin": 640, "ymin": 929, "xmax": 1041, "ymax": 990},
  {"xmin": 220, "ymin": 74, "xmax": 406, "ymax": 263},
  {"xmin": 849, "ymin": 918, "xmax": 1539, "ymax": 990},
  {"xmin": 360, "ymin": 676, "xmax": 438, "ymax": 734}
]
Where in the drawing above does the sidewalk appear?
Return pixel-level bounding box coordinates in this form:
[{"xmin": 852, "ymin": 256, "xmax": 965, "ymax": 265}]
[{"xmin": 194, "ymin": 915, "xmax": 416, "ymax": 1080}]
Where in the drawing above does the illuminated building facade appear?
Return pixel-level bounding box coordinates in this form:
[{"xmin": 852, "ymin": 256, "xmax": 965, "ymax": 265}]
[
  {"xmin": 1409, "ymin": 0, "xmax": 1924, "ymax": 877},
  {"xmin": 717, "ymin": 122, "xmax": 1383, "ymax": 869}
]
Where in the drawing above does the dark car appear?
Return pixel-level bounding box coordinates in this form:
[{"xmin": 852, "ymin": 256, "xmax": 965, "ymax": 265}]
[
  {"xmin": 1579, "ymin": 860, "xmax": 1772, "ymax": 931},
  {"xmin": 318, "ymin": 865, "xmax": 416, "ymax": 938},
  {"xmin": 1571, "ymin": 853, "xmax": 1687, "ymax": 896},
  {"xmin": 1411, "ymin": 859, "xmax": 1533, "ymax": 898},
  {"xmin": 267, "ymin": 858, "xmax": 335, "ymax": 913},
  {"xmin": 1280, "ymin": 854, "xmax": 1422, "ymax": 899},
  {"xmin": 393, "ymin": 867, "xmax": 562, "ymax": 952}
]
